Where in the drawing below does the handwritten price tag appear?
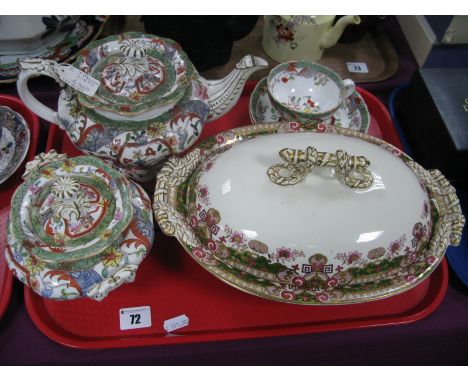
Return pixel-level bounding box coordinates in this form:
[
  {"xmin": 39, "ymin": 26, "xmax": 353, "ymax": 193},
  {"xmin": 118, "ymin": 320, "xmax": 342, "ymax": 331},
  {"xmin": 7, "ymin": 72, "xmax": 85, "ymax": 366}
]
[
  {"xmin": 346, "ymin": 62, "xmax": 369, "ymax": 74},
  {"xmin": 164, "ymin": 314, "xmax": 189, "ymax": 333},
  {"xmin": 56, "ymin": 65, "xmax": 100, "ymax": 96},
  {"xmin": 119, "ymin": 306, "xmax": 152, "ymax": 330}
]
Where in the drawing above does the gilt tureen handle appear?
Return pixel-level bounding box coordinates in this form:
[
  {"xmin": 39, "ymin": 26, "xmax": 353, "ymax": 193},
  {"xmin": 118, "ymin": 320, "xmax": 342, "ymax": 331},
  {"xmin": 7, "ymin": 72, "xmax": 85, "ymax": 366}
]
[{"xmin": 267, "ymin": 146, "xmax": 373, "ymax": 189}]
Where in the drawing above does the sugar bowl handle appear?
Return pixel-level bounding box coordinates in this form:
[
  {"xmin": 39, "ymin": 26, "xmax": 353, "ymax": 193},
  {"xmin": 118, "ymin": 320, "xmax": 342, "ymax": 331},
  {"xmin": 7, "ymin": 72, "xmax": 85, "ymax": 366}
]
[{"xmin": 23, "ymin": 150, "xmax": 68, "ymax": 179}]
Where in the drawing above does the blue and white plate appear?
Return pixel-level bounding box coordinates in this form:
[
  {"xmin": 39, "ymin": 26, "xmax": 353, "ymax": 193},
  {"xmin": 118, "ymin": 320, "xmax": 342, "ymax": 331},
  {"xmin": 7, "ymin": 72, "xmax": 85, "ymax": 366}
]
[{"xmin": 0, "ymin": 106, "xmax": 30, "ymax": 184}]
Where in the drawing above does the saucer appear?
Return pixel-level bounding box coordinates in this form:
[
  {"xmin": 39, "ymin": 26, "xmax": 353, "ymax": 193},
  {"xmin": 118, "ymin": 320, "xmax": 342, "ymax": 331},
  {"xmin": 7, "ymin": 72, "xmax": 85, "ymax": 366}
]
[
  {"xmin": 0, "ymin": 106, "xmax": 30, "ymax": 184},
  {"xmin": 0, "ymin": 16, "xmax": 108, "ymax": 83},
  {"xmin": 249, "ymin": 77, "xmax": 370, "ymax": 134}
]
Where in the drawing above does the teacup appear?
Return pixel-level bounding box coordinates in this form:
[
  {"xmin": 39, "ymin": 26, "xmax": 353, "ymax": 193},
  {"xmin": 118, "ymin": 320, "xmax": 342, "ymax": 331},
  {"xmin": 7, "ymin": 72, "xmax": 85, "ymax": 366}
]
[{"xmin": 267, "ymin": 61, "xmax": 355, "ymax": 121}]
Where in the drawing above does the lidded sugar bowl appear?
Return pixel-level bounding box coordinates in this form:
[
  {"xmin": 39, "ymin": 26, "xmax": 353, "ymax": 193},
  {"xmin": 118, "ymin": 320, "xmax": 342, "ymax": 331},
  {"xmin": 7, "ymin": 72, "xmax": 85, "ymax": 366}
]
[
  {"xmin": 153, "ymin": 122, "xmax": 465, "ymax": 304},
  {"xmin": 4, "ymin": 150, "xmax": 154, "ymax": 301},
  {"xmin": 16, "ymin": 32, "xmax": 268, "ymax": 182}
]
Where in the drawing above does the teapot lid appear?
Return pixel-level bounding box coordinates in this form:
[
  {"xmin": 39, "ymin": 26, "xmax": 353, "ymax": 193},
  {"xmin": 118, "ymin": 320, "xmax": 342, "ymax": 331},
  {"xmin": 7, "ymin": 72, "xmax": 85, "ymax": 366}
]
[
  {"xmin": 73, "ymin": 32, "xmax": 194, "ymax": 115},
  {"xmin": 10, "ymin": 151, "xmax": 134, "ymax": 269}
]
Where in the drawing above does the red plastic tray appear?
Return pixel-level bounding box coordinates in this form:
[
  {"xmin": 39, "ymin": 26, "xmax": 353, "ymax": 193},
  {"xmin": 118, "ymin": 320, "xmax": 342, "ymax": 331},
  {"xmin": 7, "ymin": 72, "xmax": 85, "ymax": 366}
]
[
  {"xmin": 24, "ymin": 83, "xmax": 447, "ymax": 349},
  {"xmin": 0, "ymin": 94, "xmax": 40, "ymax": 320}
]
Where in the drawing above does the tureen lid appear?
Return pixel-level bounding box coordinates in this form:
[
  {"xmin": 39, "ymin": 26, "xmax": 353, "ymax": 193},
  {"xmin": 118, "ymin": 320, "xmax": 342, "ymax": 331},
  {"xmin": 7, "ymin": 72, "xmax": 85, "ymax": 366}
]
[
  {"xmin": 73, "ymin": 32, "xmax": 194, "ymax": 115},
  {"xmin": 187, "ymin": 131, "xmax": 433, "ymax": 267},
  {"xmin": 10, "ymin": 151, "xmax": 133, "ymax": 269},
  {"xmin": 154, "ymin": 123, "xmax": 464, "ymax": 304}
]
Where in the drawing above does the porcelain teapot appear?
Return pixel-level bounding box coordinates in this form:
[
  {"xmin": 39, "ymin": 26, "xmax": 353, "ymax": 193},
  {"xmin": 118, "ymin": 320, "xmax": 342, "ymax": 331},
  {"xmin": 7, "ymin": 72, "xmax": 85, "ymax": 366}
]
[
  {"xmin": 263, "ymin": 16, "xmax": 361, "ymax": 62},
  {"xmin": 17, "ymin": 32, "xmax": 268, "ymax": 182}
]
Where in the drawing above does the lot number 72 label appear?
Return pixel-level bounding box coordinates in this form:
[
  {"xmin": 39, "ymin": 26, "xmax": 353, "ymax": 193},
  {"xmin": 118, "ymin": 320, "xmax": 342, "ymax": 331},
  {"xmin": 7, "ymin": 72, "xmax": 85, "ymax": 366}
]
[{"xmin": 119, "ymin": 306, "xmax": 152, "ymax": 330}]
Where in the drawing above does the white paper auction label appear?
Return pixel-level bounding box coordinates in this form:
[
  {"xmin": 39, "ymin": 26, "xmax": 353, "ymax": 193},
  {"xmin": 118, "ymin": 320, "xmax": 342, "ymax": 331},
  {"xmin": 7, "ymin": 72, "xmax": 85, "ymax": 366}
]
[
  {"xmin": 346, "ymin": 62, "xmax": 369, "ymax": 74},
  {"xmin": 119, "ymin": 306, "xmax": 152, "ymax": 330},
  {"xmin": 164, "ymin": 314, "xmax": 189, "ymax": 333},
  {"xmin": 56, "ymin": 64, "xmax": 100, "ymax": 96}
]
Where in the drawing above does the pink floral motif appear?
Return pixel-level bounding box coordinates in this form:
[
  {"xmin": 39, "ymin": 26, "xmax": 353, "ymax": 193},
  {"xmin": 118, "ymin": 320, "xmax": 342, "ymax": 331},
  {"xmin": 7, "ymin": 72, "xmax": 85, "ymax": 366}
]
[
  {"xmin": 280, "ymin": 290, "xmax": 295, "ymax": 301},
  {"xmin": 335, "ymin": 251, "xmax": 363, "ymax": 265},
  {"xmin": 425, "ymin": 255, "xmax": 437, "ymax": 265},
  {"xmin": 387, "ymin": 235, "xmax": 406, "ymax": 256},
  {"xmin": 404, "ymin": 274, "xmax": 417, "ymax": 283},
  {"xmin": 193, "ymin": 247, "xmax": 206, "ymax": 259},
  {"xmin": 272, "ymin": 247, "xmax": 305, "ymax": 264},
  {"xmin": 315, "ymin": 292, "xmax": 330, "ymax": 303},
  {"xmin": 422, "ymin": 200, "xmax": 429, "ymax": 219},
  {"xmin": 288, "ymin": 121, "xmax": 301, "ymax": 131},
  {"xmin": 317, "ymin": 123, "xmax": 328, "ymax": 132},
  {"xmin": 197, "ymin": 185, "xmax": 210, "ymax": 205},
  {"xmin": 327, "ymin": 277, "xmax": 338, "ymax": 287},
  {"xmin": 205, "ymin": 161, "xmax": 214, "ymax": 172},
  {"xmin": 229, "ymin": 231, "xmax": 247, "ymax": 247},
  {"xmin": 291, "ymin": 276, "xmax": 305, "ymax": 287}
]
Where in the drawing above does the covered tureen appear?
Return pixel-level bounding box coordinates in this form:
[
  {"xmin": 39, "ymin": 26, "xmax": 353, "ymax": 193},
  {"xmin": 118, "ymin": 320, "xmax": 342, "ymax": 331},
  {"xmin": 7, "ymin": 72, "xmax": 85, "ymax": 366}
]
[
  {"xmin": 4, "ymin": 150, "xmax": 154, "ymax": 301},
  {"xmin": 153, "ymin": 122, "xmax": 464, "ymax": 304},
  {"xmin": 16, "ymin": 32, "xmax": 268, "ymax": 182}
]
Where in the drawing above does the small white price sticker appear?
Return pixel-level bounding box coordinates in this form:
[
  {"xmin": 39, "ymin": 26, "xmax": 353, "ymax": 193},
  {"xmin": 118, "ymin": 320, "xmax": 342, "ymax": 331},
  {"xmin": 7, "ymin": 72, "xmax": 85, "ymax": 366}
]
[
  {"xmin": 164, "ymin": 314, "xmax": 189, "ymax": 333},
  {"xmin": 346, "ymin": 62, "xmax": 369, "ymax": 74},
  {"xmin": 119, "ymin": 306, "xmax": 152, "ymax": 330},
  {"xmin": 56, "ymin": 64, "xmax": 100, "ymax": 96}
]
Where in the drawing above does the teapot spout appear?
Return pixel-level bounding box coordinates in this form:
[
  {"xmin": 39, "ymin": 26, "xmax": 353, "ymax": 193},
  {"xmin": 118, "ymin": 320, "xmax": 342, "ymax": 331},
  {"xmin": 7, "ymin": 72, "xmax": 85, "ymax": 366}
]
[
  {"xmin": 204, "ymin": 55, "xmax": 268, "ymax": 121},
  {"xmin": 319, "ymin": 15, "xmax": 361, "ymax": 49}
]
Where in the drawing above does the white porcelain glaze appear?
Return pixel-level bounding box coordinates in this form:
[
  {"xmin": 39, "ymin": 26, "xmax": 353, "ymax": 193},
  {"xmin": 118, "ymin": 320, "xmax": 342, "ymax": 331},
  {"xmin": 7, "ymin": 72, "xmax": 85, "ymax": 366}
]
[{"xmin": 267, "ymin": 61, "xmax": 355, "ymax": 119}]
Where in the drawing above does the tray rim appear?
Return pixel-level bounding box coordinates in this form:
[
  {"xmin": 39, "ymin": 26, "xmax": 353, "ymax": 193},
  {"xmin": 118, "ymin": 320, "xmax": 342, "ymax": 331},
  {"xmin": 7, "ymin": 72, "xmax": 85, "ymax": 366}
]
[{"xmin": 23, "ymin": 258, "xmax": 449, "ymax": 349}]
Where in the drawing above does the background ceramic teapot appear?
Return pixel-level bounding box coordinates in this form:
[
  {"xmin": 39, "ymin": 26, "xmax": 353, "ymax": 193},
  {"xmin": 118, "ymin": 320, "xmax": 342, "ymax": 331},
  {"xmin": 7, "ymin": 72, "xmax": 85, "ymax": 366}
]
[
  {"xmin": 262, "ymin": 15, "xmax": 361, "ymax": 62},
  {"xmin": 17, "ymin": 32, "xmax": 268, "ymax": 183}
]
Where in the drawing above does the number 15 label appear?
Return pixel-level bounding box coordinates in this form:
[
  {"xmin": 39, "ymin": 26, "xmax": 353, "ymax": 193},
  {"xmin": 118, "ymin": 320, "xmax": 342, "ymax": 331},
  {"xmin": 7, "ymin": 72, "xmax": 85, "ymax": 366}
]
[{"xmin": 120, "ymin": 306, "xmax": 152, "ymax": 330}]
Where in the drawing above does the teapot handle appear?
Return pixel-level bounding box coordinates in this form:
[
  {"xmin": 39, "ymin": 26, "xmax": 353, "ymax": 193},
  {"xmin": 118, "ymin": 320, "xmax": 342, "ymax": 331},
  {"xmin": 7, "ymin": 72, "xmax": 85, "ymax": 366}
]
[{"xmin": 16, "ymin": 59, "xmax": 62, "ymax": 125}]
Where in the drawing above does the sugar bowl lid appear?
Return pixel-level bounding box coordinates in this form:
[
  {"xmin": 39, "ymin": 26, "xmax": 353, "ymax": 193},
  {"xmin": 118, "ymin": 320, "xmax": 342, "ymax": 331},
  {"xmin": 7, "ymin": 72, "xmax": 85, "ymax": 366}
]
[
  {"xmin": 154, "ymin": 122, "xmax": 464, "ymax": 304},
  {"xmin": 10, "ymin": 150, "xmax": 133, "ymax": 269},
  {"xmin": 74, "ymin": 32, "xmax": 193, "ymax": 115}
]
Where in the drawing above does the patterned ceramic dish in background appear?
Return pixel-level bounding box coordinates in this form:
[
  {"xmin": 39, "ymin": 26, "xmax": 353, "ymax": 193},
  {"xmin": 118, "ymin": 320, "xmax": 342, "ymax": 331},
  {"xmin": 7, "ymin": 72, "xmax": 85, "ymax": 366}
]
[
  {"xmin": 0, "ymin": 16, "xmax": 108, "ymax": 83},
  {"xmin": 0, "ymin": 105, "xmax": 30, "ymax": 184}
]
